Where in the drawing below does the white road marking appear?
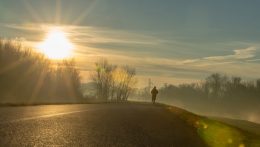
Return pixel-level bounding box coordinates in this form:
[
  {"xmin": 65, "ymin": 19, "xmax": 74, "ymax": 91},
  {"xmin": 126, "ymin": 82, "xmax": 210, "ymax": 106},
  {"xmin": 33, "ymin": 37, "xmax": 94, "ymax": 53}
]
[{"xmin": 1, "ymin": 109, "xmax": 94, "ymax": 124}]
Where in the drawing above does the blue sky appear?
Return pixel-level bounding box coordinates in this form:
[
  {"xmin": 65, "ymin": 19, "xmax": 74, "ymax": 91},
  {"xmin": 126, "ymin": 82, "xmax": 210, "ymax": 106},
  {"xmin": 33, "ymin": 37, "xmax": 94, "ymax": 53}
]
[{"xmin": 1, "ymin": 0, "xmax": 260, "ymax": 86}]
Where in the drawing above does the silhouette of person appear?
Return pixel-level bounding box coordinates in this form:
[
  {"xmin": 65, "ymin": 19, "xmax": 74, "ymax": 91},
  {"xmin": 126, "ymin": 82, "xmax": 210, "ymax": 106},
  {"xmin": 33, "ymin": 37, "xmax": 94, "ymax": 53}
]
[{"xmin": 151, "ymin": 86, "xmax": 158, "ymax": 104}]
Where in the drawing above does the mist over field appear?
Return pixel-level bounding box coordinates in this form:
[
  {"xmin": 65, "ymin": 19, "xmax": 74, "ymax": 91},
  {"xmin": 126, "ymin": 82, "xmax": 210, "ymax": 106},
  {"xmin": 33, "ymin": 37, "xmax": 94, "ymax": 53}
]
[
  {"xmin": 159, "ymin": 98, "xmax": 260, "ymax": 124},
  {"xmin": 127, "ymin": 74, "xmax": 260, "ymax": 124}
]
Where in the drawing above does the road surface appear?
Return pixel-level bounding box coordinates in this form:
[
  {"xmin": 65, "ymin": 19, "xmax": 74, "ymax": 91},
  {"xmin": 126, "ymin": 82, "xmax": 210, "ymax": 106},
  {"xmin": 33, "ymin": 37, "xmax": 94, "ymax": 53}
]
[{"xmin": 0, "ymin": 103, "xmax": 206, "ymax": 146}]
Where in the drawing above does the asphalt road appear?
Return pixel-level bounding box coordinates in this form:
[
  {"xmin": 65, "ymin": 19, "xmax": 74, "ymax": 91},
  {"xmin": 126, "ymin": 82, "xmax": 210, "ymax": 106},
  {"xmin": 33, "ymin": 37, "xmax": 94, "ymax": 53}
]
[{"xmin": 0, "ymin": 103, "xmax": 206, "ymax": 146}]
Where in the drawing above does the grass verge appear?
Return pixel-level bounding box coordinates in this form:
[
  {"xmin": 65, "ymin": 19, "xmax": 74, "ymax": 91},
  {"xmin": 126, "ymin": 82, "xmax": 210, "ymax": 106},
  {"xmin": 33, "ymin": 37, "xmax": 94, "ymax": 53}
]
[{"xmin": 163, "ymin": 104, "xmax": 260, "ymax": 147}]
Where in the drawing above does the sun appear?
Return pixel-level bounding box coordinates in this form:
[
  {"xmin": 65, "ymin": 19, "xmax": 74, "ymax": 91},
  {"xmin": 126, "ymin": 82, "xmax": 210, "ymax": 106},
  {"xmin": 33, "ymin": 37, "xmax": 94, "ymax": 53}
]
[{"xmin": 37, "ymin": 27, "xmax": 74, "ymax": 59}]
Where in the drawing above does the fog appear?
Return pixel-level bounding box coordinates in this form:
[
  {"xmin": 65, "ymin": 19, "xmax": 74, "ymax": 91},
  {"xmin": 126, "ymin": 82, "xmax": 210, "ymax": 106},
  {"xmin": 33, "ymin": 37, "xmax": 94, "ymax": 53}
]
[
  {"xmin": 131, "ymin": 73, "xmax": 260, "ymax": 124},
  {"xmin": 159, "ymin": 99, "xmax": 260, "ymax": 124}
]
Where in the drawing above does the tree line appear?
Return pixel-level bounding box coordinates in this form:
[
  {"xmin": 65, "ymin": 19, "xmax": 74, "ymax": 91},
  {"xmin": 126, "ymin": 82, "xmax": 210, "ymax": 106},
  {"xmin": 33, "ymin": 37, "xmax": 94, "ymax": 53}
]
[
  {"xmin": 159, "ymin": 73, "xmax": 260, "ymax": 114},
  {"xmin": 0, "ymin": 39, "xmax": 82, "ymax": 104}
]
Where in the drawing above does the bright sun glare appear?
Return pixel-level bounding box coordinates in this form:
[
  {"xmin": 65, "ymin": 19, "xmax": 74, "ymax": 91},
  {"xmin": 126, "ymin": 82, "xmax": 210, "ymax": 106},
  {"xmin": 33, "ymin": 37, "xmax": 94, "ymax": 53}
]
[{"xmin": 37, "ymin": 27, "xmax": 74, "ymax": 59}]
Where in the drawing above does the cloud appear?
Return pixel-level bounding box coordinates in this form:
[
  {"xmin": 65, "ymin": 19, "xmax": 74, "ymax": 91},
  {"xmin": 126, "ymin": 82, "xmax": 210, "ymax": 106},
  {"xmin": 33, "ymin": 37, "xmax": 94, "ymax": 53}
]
[
  {"xmin": 204, "ymin": 47, "xmax": 256, "ymax": 60},
  {"xmin": 247, "ymin": 59, "xmax": 260, "ymax": 62},
  {"xmin": 2, "ymin": 22, "xmax": 260, "ymax": 86},
  {"xmin": 1, "ymin": 23, "xmax": 160, "ymax": 45},
  {"xmin": 179, "ymin": 47, "xmax": 257, "ymax": 67}
]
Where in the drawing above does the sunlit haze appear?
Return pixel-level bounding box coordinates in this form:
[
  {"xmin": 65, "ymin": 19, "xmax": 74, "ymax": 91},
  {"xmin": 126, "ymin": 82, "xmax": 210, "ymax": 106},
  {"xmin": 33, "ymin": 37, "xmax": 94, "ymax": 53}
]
[
  {"xmin": 1, "ymin": 0, "xmax": 260, "ymax": 125},
  {"xmin": 0, "ymin": 1, "xmax": 260, "ymax": 146},
  {"xmin": 37, "ymin": 27, "xmax": 74, "ymax": 59},
  {"xmin": 1, "ymin": 0, "xmax": 259, "ymax": 86}
]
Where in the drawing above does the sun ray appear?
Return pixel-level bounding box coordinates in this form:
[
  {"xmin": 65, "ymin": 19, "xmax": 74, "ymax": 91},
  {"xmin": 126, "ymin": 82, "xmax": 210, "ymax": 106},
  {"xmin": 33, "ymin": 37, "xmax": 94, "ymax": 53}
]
[
  {"xmin": 12, "ymin": 61, "xmax": 42, "ymax": 92},
  {"xmin": 22, "ymin": 0, "xmax": 41, "ymax": 22},
  {"xmin": 29, "ymin": 70, "xmax": 47, "ymax": 103},
  {"xmin": 0, "ymin": 59, "xmax": 25, "ymax": 75},
  {"xmin": 55, "ymin": 0, "xmax": 61, "ymax": 24},
  {"xmin": 72, "ymin": 0, "xmax": 98, "ymax": 25}
]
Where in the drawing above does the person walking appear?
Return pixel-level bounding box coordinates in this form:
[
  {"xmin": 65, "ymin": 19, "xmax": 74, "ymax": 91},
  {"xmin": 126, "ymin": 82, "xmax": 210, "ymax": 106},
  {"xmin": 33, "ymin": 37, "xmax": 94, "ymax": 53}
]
[{"xmin": 151, "ymin": 86, "xmax": 158, "ymax": 104}]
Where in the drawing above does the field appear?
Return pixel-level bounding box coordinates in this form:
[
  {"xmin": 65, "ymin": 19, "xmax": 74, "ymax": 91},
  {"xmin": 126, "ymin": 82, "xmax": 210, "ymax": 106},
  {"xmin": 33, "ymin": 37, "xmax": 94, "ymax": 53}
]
[{"xmin": 163, "ymin": 104, "xmax": 260, "ymax": 147}]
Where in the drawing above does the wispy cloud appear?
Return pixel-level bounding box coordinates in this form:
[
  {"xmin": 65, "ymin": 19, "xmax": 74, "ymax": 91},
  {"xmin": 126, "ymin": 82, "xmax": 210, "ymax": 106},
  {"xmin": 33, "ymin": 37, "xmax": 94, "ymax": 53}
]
[
  {"xmin": 204, "ymin": 47, "xmax": 256, "ymax": 60},
  {"xmin": 1, "ymin": 23, "xmax": 260, "ymax": 86},
  {"xmin": 179, "ymin": 47, "xmax": 257, "ymax": 67},
  {"xmin": 1, "ymin": 23, "xmax": 160, "ymax": 45},
  {"xmin": 247, "ymin": 59, "xmax": 260, "ymax": 62}
]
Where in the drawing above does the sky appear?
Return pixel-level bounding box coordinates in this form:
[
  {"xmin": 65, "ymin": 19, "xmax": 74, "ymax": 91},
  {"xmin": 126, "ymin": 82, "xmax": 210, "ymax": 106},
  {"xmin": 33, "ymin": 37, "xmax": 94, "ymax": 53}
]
[{"xmin": 1, "ymin": 0, "xmax": 260, "ymax": 87}]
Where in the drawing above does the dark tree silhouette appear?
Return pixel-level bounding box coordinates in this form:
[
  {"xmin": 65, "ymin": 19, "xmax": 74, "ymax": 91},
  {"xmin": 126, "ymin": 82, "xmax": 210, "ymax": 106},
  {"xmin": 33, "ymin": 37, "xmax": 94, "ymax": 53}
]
[
  {"xmin": 158, "ymin": 73, "xmax": 260, "ymax": 119},
  {"xmin": 0, "ymin": 39, "xmax": 82, "ymax": 104}
]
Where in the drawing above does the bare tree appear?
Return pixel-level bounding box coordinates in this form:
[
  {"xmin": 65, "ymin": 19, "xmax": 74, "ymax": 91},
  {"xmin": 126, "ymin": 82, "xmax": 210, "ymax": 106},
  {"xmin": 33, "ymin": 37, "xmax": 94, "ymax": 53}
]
[
  {"xmin": 113, "ymin": 66, "xmax": 137, "ymax": 101},
  {"xmin": 205, "ymin": 73, "xmax": 228, "ymax": 98},
  {"xmin": 91, "ymin": 59, "xmax": 137, "ymax": 101},
  {"xmin": 256, "ymin": 79, "xmax": 260, "ymax": 90},
  {"xmin": 91, "ymin": 59, "xmax": 114, "ymax": 100},
  {"xmin": 0, "ymin": 39, "xmax": 82, "ymax": 103}
]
